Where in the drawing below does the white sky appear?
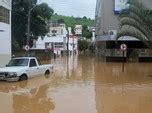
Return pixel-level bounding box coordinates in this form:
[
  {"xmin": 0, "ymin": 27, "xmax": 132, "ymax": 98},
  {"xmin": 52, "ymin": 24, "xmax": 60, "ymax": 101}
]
[{"xmin": 41, "ymin": 0, "xmax": 96, "ymax": 19}]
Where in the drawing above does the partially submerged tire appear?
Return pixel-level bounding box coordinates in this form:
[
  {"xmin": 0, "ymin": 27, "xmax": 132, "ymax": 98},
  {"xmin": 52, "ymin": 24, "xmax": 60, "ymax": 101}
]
[
  {"xmin": 45, "ymin": 70, "xmax": 50, "ymax": 79},
  {"xmin": 19, "ymin": 74, "xmax": 28, "ymax": 81},
  {"xmin": 45, "ymin": 70, "xmax": 50, "ymax": 75}
]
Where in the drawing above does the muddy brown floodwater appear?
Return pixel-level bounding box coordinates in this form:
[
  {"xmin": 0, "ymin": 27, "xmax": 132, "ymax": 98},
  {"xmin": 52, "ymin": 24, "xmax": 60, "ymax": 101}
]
[{"xmin": 0, "ymin": 55, "xmax": 152, "ymax": 113}]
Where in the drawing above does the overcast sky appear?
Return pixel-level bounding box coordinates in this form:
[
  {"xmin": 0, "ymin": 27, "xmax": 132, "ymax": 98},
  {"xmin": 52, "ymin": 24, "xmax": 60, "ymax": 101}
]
[{"xmin": 41, "ymin": 0, "xmax": 96, "ymax": 19}]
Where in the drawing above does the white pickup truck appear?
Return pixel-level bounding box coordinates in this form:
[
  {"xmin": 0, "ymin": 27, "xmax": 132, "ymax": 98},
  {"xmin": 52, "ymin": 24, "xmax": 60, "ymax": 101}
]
[{"xmin": 0, "ymin": 57, "xmax": 53, "ymax": 82}]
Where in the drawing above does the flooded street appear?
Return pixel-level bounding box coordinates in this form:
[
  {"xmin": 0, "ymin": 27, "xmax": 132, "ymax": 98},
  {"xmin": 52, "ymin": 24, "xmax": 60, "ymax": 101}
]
[{"xmin": 0, "ymin": 55, "xmax": 152, "ymax": 113}]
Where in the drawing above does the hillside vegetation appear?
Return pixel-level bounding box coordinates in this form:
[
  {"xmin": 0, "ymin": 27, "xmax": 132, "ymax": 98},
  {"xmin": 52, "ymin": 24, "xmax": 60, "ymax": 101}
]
[{"xmin": 51, "ymin": 14, "xmax": 94, "ymax": 28}]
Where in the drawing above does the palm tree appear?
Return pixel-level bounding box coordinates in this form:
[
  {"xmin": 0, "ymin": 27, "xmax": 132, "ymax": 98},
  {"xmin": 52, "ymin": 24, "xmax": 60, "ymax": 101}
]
[{"xmin": 116, "ymin": 0, "xmax": 152, "ymax": 47}]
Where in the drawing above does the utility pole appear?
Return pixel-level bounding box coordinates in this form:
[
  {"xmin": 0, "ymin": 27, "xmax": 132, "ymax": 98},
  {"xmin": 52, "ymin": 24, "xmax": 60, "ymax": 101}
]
[
  {"xmin": 66, "ymin": 28, "xmax": 69, "ymax": 56},
  {"xmin": 26, "ymin": 1, "xmax": 37, "ymax": 55},
  {"xmin": 73, "ymin": 35, "xmax": 74, "ymax": 55},
  {"xmin": 26, "ymin": 7, "xmax": 31, "ymax": 48},
  {"xmin": 26, "ymin": 0, "xmax": 32, "ymax": 56}
]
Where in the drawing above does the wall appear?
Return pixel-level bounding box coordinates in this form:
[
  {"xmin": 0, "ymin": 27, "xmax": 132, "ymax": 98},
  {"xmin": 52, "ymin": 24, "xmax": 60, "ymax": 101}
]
[
  {"xmin": 0, "ymin": 0, "xmax": 11, "ymax": 67},
  {"xmin": 95, "ymin": 0, "xmax": 119, "ymax": 36},
  {"xmin": 95, "ymin": 0, "xmax": 152, "ymax": 36}
]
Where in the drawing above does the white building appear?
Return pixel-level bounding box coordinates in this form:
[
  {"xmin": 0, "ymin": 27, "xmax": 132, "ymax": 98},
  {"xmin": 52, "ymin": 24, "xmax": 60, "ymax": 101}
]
[
  {"xmin": 88, "ymin": 27, "xmax": 95, "ymax": 42},
  {"xmin": 67, "ymin": 27, "xmax": 78, "ymax": 53},
  {"xmin": 0, "ymin": 0, "xmax": 12, "ymax": 67},
  {"xmin": 75, "ymin": 25, "xmax": 82, "ymax": 35},
  {"xmin": 32, "ymin": 23, "xmax": 78, "ymax": 55}
]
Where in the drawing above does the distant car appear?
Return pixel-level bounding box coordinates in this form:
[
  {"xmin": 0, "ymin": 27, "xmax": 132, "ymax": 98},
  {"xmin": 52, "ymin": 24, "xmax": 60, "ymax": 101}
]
[{"xmin": 0, "ymin": 57, "xmax": 53, "ymax": 82}]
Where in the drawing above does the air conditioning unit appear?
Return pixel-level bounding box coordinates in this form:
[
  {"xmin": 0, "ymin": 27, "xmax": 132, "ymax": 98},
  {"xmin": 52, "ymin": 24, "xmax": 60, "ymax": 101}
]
[{"xmin": 108, "ymin": 30, "xmax": 117, "ymax": 36}]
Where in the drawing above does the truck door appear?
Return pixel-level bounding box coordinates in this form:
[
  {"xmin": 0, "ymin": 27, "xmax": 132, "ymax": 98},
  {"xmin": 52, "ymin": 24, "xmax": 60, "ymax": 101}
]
[{"xmin": 28, "ymin": 59, "xmax": 39, "ymax": 77}]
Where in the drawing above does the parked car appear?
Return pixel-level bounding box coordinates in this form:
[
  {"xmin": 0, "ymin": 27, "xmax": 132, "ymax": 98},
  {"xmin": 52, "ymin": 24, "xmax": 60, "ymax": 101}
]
[{"xmin": 0, "ymin": 57, "xmax": 53, "ymax": 82}]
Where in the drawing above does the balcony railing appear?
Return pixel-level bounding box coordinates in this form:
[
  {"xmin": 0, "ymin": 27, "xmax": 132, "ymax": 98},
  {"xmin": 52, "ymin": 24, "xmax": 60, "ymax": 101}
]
[
  {"xmin": 97, "ymin": 48, "xmax": 152, "ymax": 57},
  {"xmin": 138, "ymin": 49, "xmax": 152, "ymax": 57}
]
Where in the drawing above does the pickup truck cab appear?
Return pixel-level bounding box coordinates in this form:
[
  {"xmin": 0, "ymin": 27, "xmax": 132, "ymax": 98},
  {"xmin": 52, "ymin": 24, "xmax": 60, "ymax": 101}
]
[{"xmin": 0, "ymin": 57, "xmax": 53, "ymax": 82}]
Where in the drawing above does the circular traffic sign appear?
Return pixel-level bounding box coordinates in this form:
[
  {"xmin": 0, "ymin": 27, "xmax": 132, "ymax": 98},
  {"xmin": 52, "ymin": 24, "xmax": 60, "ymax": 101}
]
[
  {"xmin": 120, "ymin": 44, "xmax": 127, "ymax": 51},
  {"xmin": 24, "ymin": 45, "xmax": 30, "ymax": 51}
]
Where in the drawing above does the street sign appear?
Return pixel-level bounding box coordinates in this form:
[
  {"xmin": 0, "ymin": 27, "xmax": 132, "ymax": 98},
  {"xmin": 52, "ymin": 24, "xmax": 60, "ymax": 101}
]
[
  {"xmin": 120, "ymin": 44, "xmax": 127, "ymax": 72},
  {"xmin": 120, "ymin": 44, "xmax": 127, "ymax": 51},
  {"xmin": 24, "ymin": 45, "xmax": 30, "ymax": 51}
]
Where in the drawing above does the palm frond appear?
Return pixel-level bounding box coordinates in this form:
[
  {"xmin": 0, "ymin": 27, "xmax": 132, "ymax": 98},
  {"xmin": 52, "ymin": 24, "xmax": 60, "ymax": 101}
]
[
  {"xmin": 116, "ymin": 30, "xmax": 147, "ymax": 41},
  {"xmin": 120, "ymin": 18, "xmax": 152, "ymax": 40},
  {"xmin": 116, "ymin": 30, "xmax": 151, "ymax": 47},
  {"xmin": 117, "ymin": 0, "xmax": 152, "ymax": 48}
]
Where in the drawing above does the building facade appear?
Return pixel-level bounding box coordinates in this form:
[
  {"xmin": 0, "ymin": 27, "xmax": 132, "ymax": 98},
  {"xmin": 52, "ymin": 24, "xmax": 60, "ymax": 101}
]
[
  {"xmin": 32, "ymin": 23, "xmax": 78, "ymax": 55},
  {"xmin": 0, "ymin": 0, "xmax": 12, "ymax": 66},
  {"xmin": 95, "ymin": 0, "xmax": 152, "ymax": 62},
  {"xmin": 95, "ymin": 0, "xmax": 152, "ymax": 36}
]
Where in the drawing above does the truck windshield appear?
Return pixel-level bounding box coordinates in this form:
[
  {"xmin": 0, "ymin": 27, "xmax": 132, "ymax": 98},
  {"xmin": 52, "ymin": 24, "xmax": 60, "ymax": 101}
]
[{"xmin": 7, "ymin": 59, "xmax": 29, "ymax": 67}]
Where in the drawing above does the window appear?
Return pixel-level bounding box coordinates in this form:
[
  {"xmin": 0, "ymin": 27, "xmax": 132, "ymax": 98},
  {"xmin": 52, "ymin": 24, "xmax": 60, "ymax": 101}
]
[
  {"xmin": 61, "ymin": 29, "xmax": 63, "ymax": 35},
  {"xmin": 45, "ymin": 42, "xmax": 52, "ymax": 49},
  {"xmin": 52, "ymin": 29, "xmax": 57, "ymax": 33},
  {"xmin": 29, "ymin": 59, "xmax": 37, "ymax": 67},
  {"xmin": 0, "ymin": 6, "xmax": 10, "ymax": 24},
  {"xmin": 55, "ymin": 43, "xmax": 63, "ymax": 48},
  {"xmin": 52, "ymin": 29, "xmax": 57, "ymax": 36},
  {"xmin": 7, "ymin": 59, "xmax": 29, "ymax": 66}
]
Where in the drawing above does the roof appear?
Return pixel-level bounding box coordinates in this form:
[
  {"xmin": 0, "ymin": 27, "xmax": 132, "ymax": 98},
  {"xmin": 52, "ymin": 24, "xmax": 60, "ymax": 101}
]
[
  {"xmin": 95, "ymin": 35, "xmax": 139, "ymax": 41},
  {"xmin": 13, "ymin": 57, "xmax": 37, "ymax": 59}
]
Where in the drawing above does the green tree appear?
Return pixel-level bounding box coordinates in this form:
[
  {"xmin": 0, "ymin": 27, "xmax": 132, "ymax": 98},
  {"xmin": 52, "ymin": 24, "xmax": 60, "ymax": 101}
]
[
  {"xmin": 116, "ymin": 0, "xmax": 152, "ymax": 47},
  {"xmin": 51, "ymin": 15, "xmax": 94, "ymax": 28},
  {"xmin": 12, "ymin": 0, "xmax": 54, "ymax": 51},
  {"xmin": 78, "ymin": 40, "xmax": 89, "ymax": 52},
  {"xmin": 31, "ymin": 3, "xmax": 54, "ymax": 36},
  {"xmin": 82, "ymin": 25, "xmax": 92, "ymax": 39},
  {"xmin": 57, "ymin": 18, "xmax": 65, "ymax": 23},
  {"xmin": 83, "ymin": 16, "xmax": 87, "ymax": 19}
]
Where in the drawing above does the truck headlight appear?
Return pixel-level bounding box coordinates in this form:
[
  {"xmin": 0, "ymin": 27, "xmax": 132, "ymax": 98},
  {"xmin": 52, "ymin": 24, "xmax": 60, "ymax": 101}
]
[{"xmin": 7, "ymin": 72, "xmax": 17, "ymax": 77}]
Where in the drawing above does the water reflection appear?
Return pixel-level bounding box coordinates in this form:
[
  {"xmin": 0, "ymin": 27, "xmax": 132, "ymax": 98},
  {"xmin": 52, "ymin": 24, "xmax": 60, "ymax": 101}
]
[
  {"xmin": 94, "ymin": 61, "xmax": 152, "ymax": 113},
  {"xmin": 51, "ymin": 55, "xmax": 95, "ymax": 83},
  {"xmin": 0, "ymin": 55, "xmax": 152, "ymax": 113},
  {"xmin": 0, "ymin": 76, "xmax": 55, "ymax": 113},
  {"xmin": 13, "ymin": 83, "xmax": 55, "ymax": 113},
  {"xmin": 42, "ymin": 55, "xmax": 97, "ymax": 113},
  {"xmin": 0, "ymin": 55, "xmax": 96, "ymax": 113}
]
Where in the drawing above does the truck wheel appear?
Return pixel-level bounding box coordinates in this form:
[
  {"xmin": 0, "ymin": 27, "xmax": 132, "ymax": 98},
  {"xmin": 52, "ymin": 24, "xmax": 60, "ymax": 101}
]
[
  {"xmin": 45, "ymin": 70, "xmax": 50, "ymax": 75},
  {"xmin": 19, "ymin": 75, "xmax": 28, "ymax": 81},
  {"xmin": 45, "ymin": 70, "xmax": 50, "ymax": 79}
]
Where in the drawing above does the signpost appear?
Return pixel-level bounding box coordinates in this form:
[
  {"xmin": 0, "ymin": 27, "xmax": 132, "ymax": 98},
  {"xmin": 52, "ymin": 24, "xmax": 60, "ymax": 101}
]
[
  {"xmin": 120, "ymin": 44, "xmax": 127, "ymax": 51},
  {"xmin": 120, "ymin": 44, "xmax": 127, "ymax": 72},
  {"xmin": 24, "ymin": 45, "xmax": 30, "ymax": 51}
]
